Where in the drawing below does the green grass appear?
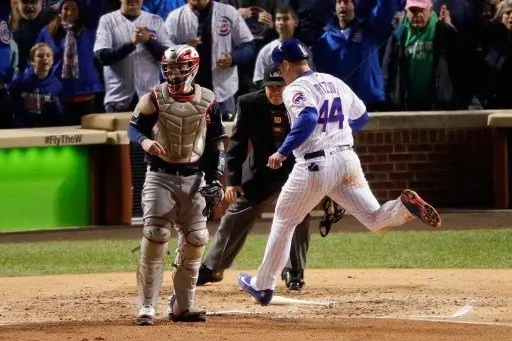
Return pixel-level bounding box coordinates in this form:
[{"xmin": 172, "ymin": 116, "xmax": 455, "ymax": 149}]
[{"xmin": 1, "ymin": 229, "xmax": 511, "ymax": 277}]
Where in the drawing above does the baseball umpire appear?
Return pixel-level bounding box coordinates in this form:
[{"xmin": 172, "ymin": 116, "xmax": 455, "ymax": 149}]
[
  {"xmin": 128, "ymin": 45, "xmax": 227, "ymax": 325},
  {"xmin": 197, "ymin": 66, "xmax": 312, "ymax": 291}
]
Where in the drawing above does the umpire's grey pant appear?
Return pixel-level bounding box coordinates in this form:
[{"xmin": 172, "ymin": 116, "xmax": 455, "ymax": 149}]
[{"xmin": 203, "ymin": 192, "xmax": 310, "ymax": 272}]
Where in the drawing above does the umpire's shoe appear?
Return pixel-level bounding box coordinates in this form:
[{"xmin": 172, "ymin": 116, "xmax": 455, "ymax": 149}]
[
  {"xmin": 282, "ymin": 269, "xmax": 305, "ymax": 291},
  {"xmin": 167, "ymin": 295, "xmax": 207, "ymax": 322},
  {"xmin": 197, "ymin": 264, "xmax": 224, "ymax": 286},
  {"xmin": 401, "ymin": 189, "xmax": 442, "ymax": 228},
  {"xmin": 237, "ymin": 272, "xmax": 273, "ymax": 305},
  {"xmin": 136, "ymin": 305, "xmax": 156, "ymax": 326}
]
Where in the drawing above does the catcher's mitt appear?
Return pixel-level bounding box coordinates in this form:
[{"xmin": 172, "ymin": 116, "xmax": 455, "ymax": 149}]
[
  {"xmin": 319, "ymin": 197, "xmax": 346, "ymax": 237},
  {"xmin": 199, "ymin": 180, "xmax": 225, "ymax": 217}
]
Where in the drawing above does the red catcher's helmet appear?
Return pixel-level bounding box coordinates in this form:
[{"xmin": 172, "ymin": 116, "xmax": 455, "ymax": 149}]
[{"xmin": 161, "ymin": 45, "xmax": 200, "ymax": 95}]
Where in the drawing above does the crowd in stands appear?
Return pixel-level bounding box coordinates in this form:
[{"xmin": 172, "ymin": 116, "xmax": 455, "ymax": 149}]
[{"xmin": 0, "ymin": 0, "xmax": 511, "ymax": 129}]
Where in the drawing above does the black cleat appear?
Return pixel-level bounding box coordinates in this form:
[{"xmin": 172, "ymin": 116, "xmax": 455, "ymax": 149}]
[
  {"xmin": 282, "ymin": 269, "xmax": 305, "ymax": 291},
  {"xmin": 197, "ymin": 264, "xmax": 224, "ymax": 286}
]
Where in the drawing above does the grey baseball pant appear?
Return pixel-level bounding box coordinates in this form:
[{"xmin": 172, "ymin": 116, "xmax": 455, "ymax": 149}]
[{"xmin": 203, "ymin": 191, "xmax": 311, "ymax": 273}]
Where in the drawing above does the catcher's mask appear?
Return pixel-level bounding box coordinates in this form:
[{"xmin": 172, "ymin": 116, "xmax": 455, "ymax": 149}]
[{"xmin": 161, "ymin": 45, "xmax": 200, "ymax": 95}]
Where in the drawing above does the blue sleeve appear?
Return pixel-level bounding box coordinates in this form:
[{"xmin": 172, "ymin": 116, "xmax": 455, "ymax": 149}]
[
  {"xmin": 141, "ymin": 0, "xmax": 157, "ymax": 13},
  {"xmin": 277, "ymin": 107, "xmax": 318, "ymax": 156},
  {"xmin": 349, "ymin": 111, "xmax": 369, "ymax": 134},
  {"xmin": 128, "ymin": 113, "xmax": 158, "ymax": 145},
  {"xmin": 367, "ymin": 0, "xmax": 404, "ymax": 39},
  {"xmin": 231, "ymin": 41, "xmax": 255, "ymax": 66}
]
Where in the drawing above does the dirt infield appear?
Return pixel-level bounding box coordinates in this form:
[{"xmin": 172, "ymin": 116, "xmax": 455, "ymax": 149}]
[{"xmin": 1, "ymin": 269, "xmax": 511, "ymax": 340}]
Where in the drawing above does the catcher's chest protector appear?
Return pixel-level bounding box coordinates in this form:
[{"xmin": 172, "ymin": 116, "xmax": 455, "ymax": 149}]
[{"xmin": 153, "ymin": 84, "xmax": 215, "ymax": 164}]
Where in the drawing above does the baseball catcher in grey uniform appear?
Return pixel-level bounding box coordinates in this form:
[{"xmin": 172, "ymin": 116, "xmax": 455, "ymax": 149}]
[{"xmin": 128, "ymin": 45, "xmax": 227, "ymax": 325}]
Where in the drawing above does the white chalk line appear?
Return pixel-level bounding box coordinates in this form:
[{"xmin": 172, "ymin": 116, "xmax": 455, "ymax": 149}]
[
  {"xmin": 363, "ymin": 303, "xmax": 473, "ymax": 320},
  {"xmin": 360, "ymin": 300, "xmax": 512, "ymax": 328},
  {"xmin": 363, "ymin": 315, "xmax": 512, "ymax": 328},
  {"xmin": 206, "ymin": 310, "xmax": 262, "ymax": 316},
  {"xmin": 408, "ymin": 304, "xmax": 475, "ymax": 319}
]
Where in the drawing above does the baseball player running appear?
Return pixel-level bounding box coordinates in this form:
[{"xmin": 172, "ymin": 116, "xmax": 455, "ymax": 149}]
[
  {"xmin": 238, "ymin": 39, "xmax": 442, "ymax": 305},
  {"xmin": 128, "ymin": 45, "xmax": 227, "ymax": 325},
  {"xmin": 197, "ymin": 66, "xmax": 312, "ymax": 291}
]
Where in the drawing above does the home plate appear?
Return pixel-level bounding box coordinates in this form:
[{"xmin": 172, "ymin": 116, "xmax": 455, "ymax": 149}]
[
  {"xmin": 257, "ymin": 295, "xmax": 337, "ymax": 308},
  {"xmin": 206, "ymin": 310, "xmax": 261, "ymax": 316}
]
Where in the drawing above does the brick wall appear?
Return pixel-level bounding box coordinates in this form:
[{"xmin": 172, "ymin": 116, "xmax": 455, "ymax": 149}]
[{"xmin": 355, "ymin": 129, "xmax": 494, "ymax": 208}]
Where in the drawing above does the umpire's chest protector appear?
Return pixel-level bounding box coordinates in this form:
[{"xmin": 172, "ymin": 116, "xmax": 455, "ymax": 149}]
[{"xmin": 153, "ymin": 84, "xmax": 215, "ymax": 164}]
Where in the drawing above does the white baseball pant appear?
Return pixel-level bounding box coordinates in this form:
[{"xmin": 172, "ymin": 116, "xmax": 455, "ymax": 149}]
[{"xmin": 251, "ymin": 147, "xmax": 413, "ymax": 291}]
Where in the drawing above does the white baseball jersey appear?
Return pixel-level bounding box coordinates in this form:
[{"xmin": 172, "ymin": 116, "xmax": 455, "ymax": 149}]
[
  {"xmin": 94, "ymin": 10, "xmax": 173, "ymax": 108},
  {"xmin": 282, "ymin": 71, "xmax": 366, "ymax": 158},
  {"xmin": 165, "ymin": 3, "xmax": 253, "ymax": 102}
]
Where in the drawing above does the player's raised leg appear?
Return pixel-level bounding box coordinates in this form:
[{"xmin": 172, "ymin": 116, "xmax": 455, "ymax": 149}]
[
  {"xmin": 238, "ymin": 164, "xmax": 326, "ymax": 304},
  {"xmin": 327, "ymin": 150, "xmax": 441, "ymax": 231}
]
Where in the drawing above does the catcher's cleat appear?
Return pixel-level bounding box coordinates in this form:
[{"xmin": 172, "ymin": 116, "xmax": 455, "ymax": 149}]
[
  {"xmin": 136, "ymin": 305, "xmax": 156, "ymax": 326},
  {"xmin": 197, "ymin": 264, "xmax": 224, "ymax": 286},
  {"xmin": 167, "ymin": 295, "xmax": 207, "ymax": 322},
  {"xmin": 237, "ymin": 272, "xmax": 273, "ymax": 305},
  {"xmin": 400, "ymin": 189, "xmax": 442, "ymax": 228},
  {"xmin": 282, "ymin": 270, "xmax": 305, "ymax": 291}
]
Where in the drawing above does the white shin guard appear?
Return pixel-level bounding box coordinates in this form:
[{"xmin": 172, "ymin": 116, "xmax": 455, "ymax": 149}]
[
  {"xmin": 171, "ymin": 227, "xmax": 208, "ymax": 314},
  {"xmin": 137, "ymin": 237, "xmax": 169, "ymax": 309}
]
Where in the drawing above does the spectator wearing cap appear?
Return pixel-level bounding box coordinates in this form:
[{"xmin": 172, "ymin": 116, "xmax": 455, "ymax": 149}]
[
  {"xmin": 37, "ymin": 0, "xmax": 103, "ymax": 124},
  {"xmin": 308, "ymin": 0, "xmax": 404, "ymax": 112},
  {"xmin": 12, "ymin": 0, "xmax": 57, "ymax": 75},
  {"xmin": 382, "ymin": 0, "xmax": 465, "ymax": 110},
  {"xmin": 8, "ymin": 42, "xmax": 64, "ymax": 127},
  {"xmin": 142, "ymin": 0, "xmax": 185, "ymax": 20},
  {"xmin": 253, "ymin": 5, "xmax": 315, "ymax": 89},
  {"xmin": 196, "ymin": 65, "xmax": 312, "ymax": 292},
  {"xmin": 476, "ymin": 0, "xmax": 512, "ymax": 108}
]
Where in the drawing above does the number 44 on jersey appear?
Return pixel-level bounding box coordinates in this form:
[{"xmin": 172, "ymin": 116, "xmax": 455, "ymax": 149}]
[{"xmin": 317, "ymin": 97, "xmax": 344, "ymax": 132}]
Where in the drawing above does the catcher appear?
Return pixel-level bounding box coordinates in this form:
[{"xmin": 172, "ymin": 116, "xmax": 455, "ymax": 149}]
[{"xmin": 128, "ymin": 45, "xmax": 227, "ymax": 325}]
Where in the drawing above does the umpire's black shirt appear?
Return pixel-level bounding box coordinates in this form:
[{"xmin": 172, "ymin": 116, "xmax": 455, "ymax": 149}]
[{"xmin": 226, "ymin": 88, "xmax": 294, "ymax": 205}]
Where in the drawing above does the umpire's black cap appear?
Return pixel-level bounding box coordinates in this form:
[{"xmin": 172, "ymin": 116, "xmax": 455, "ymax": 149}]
[{"xmin": 263, "ymin": 66, "xmax": 286, "ymax": 87}]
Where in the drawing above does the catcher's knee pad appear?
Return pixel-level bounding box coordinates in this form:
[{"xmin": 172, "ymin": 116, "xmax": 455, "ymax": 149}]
[
  {"xmin": 143, "ymin": 219, "xmax": 172, "ymax": 244},
  {"xmin": 175, "ymin": 226, "xmax": 208, "ymax": 266},
  {"xmin": 185, "ymin": 226, "xmax": 209, "ymax": 247}
]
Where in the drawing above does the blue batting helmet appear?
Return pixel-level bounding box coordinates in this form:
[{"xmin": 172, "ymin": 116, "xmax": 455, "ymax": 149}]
[{"xmin": 271, "ymin": 39, "xmax": 309, "ymax": 69}]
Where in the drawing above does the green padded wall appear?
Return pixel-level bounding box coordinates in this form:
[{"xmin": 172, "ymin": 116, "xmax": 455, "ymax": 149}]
[{"xmin": 0, "ymin": 146, "xmax": 91, "ymax": 232}]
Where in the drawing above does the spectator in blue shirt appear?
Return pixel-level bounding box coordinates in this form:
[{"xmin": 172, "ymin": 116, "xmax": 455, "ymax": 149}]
[
  {"xmin": 142, "ymin": 0, "xmax": 185, "ymax": 19},
  {"xmin": 308, "ymin": 0, "xmax": 404, "ymax": 111},
  {"xmin": 38, "ymin": 0, "xmax": 104, "ymax": 124},
  {"xmin": 9, "ymin": 42, "xmax": 64, "ymax": 127}
]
